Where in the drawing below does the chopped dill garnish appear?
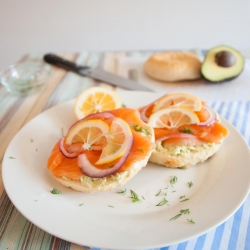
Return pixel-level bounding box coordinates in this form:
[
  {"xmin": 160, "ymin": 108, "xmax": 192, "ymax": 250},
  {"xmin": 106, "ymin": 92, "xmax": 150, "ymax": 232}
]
[
  {"xmin": 188, "ymin": 181, "xmax": 193, "ymax": 188},
  {"xmin": 122, "ymin": 103, "xmax": 126, "ymax": 107},
  {"xmin": 156, "ymin": 197, "xmax": 168, "ymax": 206},
  {"xmin": 180, "ymin": 195, "xmax": 189, "ymax": 202},
  {"xmin": 179, "ymin": 127, "xmax": 193, "ymax": 134},
  {"xmin": 180, "ymin": 208, "xmax": 190, "ymax": 214},
  {"xmin": 172, "ymin": 190, "xmax": 176, "ymax": 193},
  {"xmin": 130, "ymin": 124, "xmax": 151, "ymax": 136},
  {"xmin": 142, "ymin": 196, "xmax": 145, "ymax": 200},
  {"xmin": 170, "ymin": 213, "xmax": 182, "ymax": 221},
  {"xmin": 187, "ymin": 218, "xmax": 195, "ymax": 224},
  {"xmin": 79, "ymin": 203, "xmax": 83, "ymax": 206},
  {"xmin": 9, "ymin": 156, "xmax": 16, "ymax": 159},
  {"xmin": 170, "ymin": 208, "xmax": 190, "ymax": 221},
  {"xmin": 170, "ymin": 176, "xmax": 177, "ymax": 187},
  {"xmin": 129, "ymin": 190, "xmax": 141, "ymax": 203},
  {"xmin": 50, "ymin": 188, "xmax": 62, "ymax": 195},
  {"xmin": 117, "ymin": 188, "xmax": 126, "ymax": 195},
  {"xmin": 155, "ymin": 189, "xmax": 161, "ymax": 196},
  {"xmin": 108, "ymin": 205, "xmax": 114, "ymax": 208},
  {"xmin": 137, "ymin": 147, "xmax": 144, "ymax": 153}
]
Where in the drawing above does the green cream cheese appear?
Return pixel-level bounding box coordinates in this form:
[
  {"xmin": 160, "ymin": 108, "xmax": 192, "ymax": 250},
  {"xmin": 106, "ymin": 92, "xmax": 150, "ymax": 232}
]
[{"xmin": 156, "ymin": 141, "xmax": 219, "ymax": 157}]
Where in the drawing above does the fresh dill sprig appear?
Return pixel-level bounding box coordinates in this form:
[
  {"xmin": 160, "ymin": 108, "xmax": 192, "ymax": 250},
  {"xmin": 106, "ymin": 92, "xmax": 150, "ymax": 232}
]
[
  {"xmin": 50, "ymin": 188, "xmax": 62, "ymax": 195},
  {"xmin": 129, "ymin": 190, "xmax": 141, "ymax": 203},
  {"xmin": 179, "ymin": 127, "xmax": 193, "ymax": 134},
  {"xmin": 137, "ymin": 147, "xmax": 144, "ymax": 153},
  {"xmin": 130, "ymin": 124, "xmax": 151, "ymax": 136},
  {"xmin": 156, "ymin": 197, "xmax": 168, "ymax": 206},
  {"xmin": 187, "ymin": 218, "xmax": 195, "ymax": 224},
  {"xmin": 155, "ymin": 189, "xmax": 161, "ymax": 196},
  {"xmin": 170, "ymin": 213, "xmax": 182, "ymax": 221},
  {"xmin": 170, "ymin": 208, "xmax": 190, "ymax": 221},
  {"xmin": 180, "ymin": 208, "xmax": 190, "ymax": 214},
  {"xmin": 180, "ymin": 195, "xmax": 189, "ymax": 202},
  {"xmin": 188, "ymin": 181, "xmax": 193, "ymax": 188},
  {"xmin": 170, "ymin": 176, "xmax": 177, "ymax": 187},
  {"xmin": 117, "ymin": 188, "xmax": 126, "ymax": 195}
]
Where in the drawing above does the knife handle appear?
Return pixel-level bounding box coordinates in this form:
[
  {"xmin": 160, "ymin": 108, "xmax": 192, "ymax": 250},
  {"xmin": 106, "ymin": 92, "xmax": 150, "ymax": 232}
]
[{"xmin": 43, "ymin": 54, "xmax": 89, "ymax": 72}]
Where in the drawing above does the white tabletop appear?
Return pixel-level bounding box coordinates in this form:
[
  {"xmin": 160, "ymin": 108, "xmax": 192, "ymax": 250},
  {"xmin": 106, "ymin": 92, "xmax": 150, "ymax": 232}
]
[{"xmin": 1, "ymin": 0, "xmax": 250, "ymax": 70}]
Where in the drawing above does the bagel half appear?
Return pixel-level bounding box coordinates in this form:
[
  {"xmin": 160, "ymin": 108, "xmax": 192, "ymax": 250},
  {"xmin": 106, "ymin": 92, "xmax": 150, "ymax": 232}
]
[
  {"xmin": 149, "ymin": 141, "xmax": 222, "ymax": 169},
  {"xmin": 54, "ymin": 154, "xmax": 151, "ymax": 192},
  {"xmin": 47, "ymin": 108, "xmax": 155, "ymax": 193}
]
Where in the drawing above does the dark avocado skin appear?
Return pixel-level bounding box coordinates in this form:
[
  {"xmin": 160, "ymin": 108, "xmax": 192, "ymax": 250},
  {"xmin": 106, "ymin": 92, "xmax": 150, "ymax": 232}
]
[
  {"xmin": 201, "ymin": 45, "xmax": 245, "ymax": 83},
  {"xmin": 201, "ymin": 73, "xmax": 241, "ymax": 83}
]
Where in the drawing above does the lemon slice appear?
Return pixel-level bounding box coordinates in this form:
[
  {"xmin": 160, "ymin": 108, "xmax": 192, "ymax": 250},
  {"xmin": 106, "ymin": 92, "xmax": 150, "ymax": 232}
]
[
  {"xmin": 148, "ymin": 107, "xmax": 200, "ymax": 129},
  {"xmin": 153, "ymin": 93, "xmax": 202, "ymax": 112},
  {"xmin": 95, "ymin": 117, "xmax": 133, "ymax": 165},
  {"xmin": 74, "ymin": 87, "xmax": 122, "ymax": 119},
  {"xmin": 65, "ymin": 119, "xmax": 109, "ymax": 150}
]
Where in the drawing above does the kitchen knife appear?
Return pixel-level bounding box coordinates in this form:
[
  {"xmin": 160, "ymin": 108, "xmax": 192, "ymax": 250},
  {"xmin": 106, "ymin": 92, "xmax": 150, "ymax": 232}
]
[{"xmin": 44, "ymin": 54, "xmax": 153, "ymax": 92}]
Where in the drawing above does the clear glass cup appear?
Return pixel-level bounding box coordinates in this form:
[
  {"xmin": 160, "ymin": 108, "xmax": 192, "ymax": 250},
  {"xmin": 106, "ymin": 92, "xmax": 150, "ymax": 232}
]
[{"xmin": 0, "ymin": 58, "xmax": 50, "ymax": 96}]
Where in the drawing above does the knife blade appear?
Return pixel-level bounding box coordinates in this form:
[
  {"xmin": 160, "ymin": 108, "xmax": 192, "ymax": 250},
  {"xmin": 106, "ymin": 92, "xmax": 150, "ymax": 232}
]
[{"xmin": 44, "ymin": 54, "xmax": 153, "ymax": 92}]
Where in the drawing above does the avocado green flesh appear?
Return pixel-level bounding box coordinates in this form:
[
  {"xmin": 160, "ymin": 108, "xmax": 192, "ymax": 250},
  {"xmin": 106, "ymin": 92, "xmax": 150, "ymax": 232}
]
[{"xmin": 201, "ymin": 46, "xmax": 245, "ymax": 82}]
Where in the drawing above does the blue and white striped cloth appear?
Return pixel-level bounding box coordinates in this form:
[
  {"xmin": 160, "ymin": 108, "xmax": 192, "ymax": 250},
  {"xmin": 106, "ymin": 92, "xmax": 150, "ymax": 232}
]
[{"xmin": 84, "ymin": 100, "xmax": 250, "ymax": 250}]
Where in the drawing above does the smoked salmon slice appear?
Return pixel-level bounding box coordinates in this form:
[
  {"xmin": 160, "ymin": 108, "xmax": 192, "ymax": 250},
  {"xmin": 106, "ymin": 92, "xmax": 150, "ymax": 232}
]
[{"xmin": 47, "ymin": 108, "xmax": 154, "ymax": 180}]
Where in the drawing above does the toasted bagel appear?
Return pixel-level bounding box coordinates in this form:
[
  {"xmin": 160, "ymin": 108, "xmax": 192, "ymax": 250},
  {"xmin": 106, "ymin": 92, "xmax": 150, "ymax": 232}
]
[
  {"xmin": 144, "ymin": 51, "xmax": 202, "ymax": 82},
  {"xmin": 47, "ymin": 108, "xmax": 155, "ymax": 193},
  {"xmin": 149, "ymin": 141, "xmax": 222, "ymax": 168}
]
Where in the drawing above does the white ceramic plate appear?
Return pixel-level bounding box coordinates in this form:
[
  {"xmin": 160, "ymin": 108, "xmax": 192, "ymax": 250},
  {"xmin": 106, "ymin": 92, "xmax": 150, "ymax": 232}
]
[{"xmin": 3, "ymin": 91, "xmax": 250, "ymax": 250}]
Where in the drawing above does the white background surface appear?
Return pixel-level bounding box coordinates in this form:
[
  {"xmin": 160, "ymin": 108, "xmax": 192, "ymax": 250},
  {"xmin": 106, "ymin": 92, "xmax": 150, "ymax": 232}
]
[{"xmin": 1, "ymin": 0, "xmax": 250, "ymax": 70}]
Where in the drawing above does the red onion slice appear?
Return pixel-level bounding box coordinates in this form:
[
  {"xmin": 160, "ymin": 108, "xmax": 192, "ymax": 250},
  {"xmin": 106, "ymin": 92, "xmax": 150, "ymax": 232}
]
[
  {"xmin": 156, "ymin": 133, "xmax": 204, "ymax": 146},
  {"xmin": 59, "ymin": 137, "xmax": 83, "ymax": 158},
  {"xmin": 77, "ymin": 135, "xmax": 134, "ymax": 178},
  {"xmin": 156, "ymin": 133, "xmax": 198, "ymax": 143},
  {"xmin": 140, "ymin": 105, "xmax": 150, "ymax": 123},
  {"xmin": 197, "ymin": 105, "xmax": 217, "ymax": 127}
]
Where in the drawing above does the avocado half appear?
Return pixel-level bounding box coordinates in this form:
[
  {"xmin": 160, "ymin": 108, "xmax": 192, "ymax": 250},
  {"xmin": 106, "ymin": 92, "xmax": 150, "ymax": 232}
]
[{"xmin": 201, "ymin": 45, "xmax": 245, "ymax": 82}]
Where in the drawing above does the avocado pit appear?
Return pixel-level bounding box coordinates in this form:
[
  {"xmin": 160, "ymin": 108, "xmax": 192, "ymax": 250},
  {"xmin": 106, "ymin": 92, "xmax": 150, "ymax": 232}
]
[{"xmin": 215, "ymin": 51, "xmax": 236, "ymax": 68}]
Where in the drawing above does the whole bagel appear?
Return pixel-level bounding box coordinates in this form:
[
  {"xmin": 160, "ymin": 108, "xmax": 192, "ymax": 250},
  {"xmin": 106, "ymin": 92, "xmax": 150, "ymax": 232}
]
[{"xmin": 144, "ymin": 52, "xmax": 202, "ymax": 82}]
